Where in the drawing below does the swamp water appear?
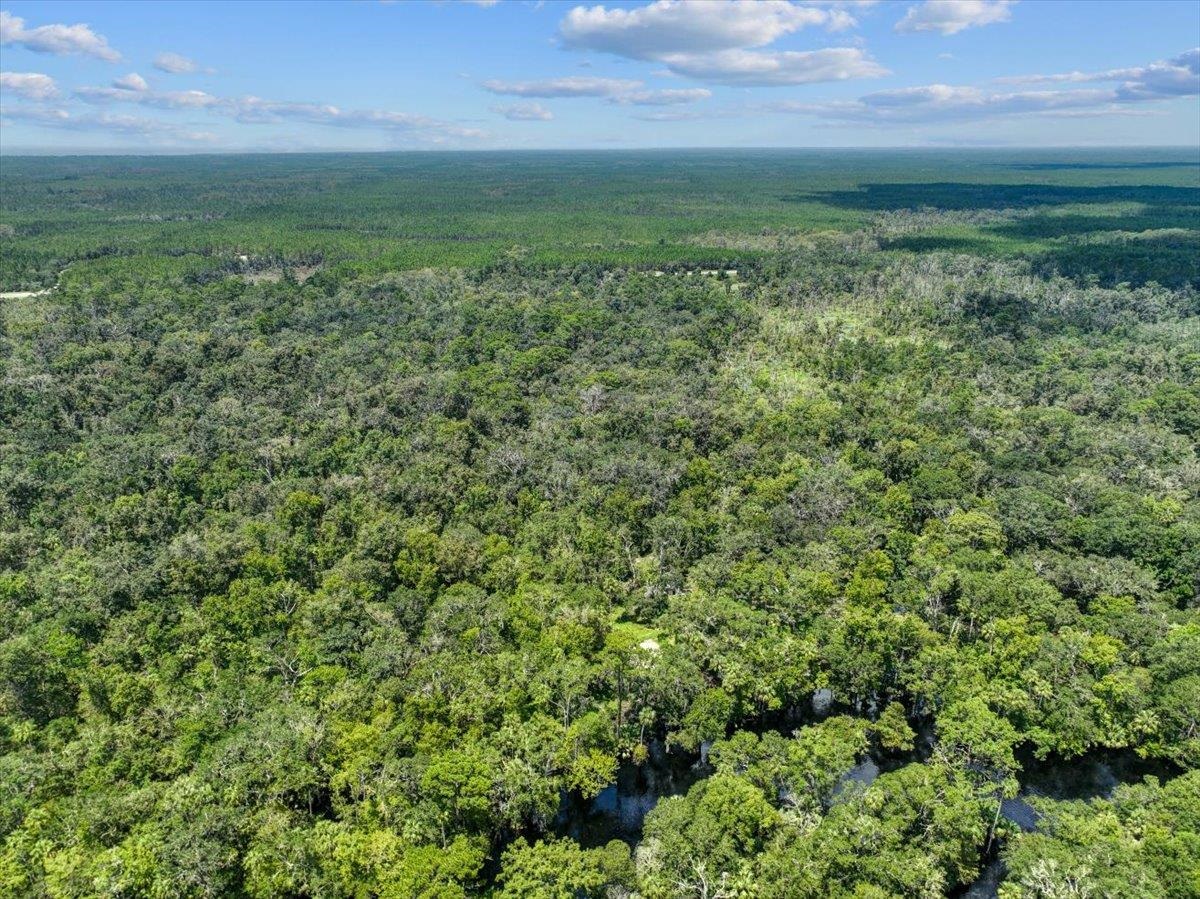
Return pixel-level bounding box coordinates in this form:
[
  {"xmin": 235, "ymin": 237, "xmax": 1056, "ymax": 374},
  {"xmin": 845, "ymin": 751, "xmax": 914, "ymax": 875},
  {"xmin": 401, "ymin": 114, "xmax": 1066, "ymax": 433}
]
[{"xmin": 553, "ymin": 693, "xmax": 1178, "ymax": 896}]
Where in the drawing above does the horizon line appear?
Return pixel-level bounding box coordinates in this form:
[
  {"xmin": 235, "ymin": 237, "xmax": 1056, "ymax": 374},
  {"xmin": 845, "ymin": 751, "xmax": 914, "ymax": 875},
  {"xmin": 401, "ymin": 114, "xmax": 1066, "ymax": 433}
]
[{"xmin": 2, "ymin": 144, "xmax": 1198, "ymax": 159}]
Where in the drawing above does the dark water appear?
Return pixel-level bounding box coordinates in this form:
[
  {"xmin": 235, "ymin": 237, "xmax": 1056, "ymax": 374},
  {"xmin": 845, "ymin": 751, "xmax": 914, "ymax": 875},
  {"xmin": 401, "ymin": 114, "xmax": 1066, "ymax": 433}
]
[
  {"xmin": 962, "ymin": 858, "xmax": 1007, "ymax": 899},
  {"xmin": 555, "ymin": 689, "xmax": 846, "ymax": 846},
  {"xmin": 553, "ymin": 690, "xmax": 920, "ymax": 845},
  {"xmin": 554, "ymin": 738, "xmax": 706, "ymax": 847},
  {"xmin": 1000, "ymin": 746, "xmax": 1175, "ymax": 832},
  {"xmin": 958, "ymin": 748, "xmax": 1179, "ymax": 897},
  {"xmin": 553, "ymin": 694, "xmax": 1178, "ymax": 897}
]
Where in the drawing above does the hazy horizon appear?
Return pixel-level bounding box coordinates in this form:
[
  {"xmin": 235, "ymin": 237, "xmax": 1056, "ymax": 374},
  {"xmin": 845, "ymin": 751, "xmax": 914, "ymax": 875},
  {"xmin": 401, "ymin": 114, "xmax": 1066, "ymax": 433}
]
[{"xmin": 3, "ymin": 144, "xmax": 1199, "ymax": 158}]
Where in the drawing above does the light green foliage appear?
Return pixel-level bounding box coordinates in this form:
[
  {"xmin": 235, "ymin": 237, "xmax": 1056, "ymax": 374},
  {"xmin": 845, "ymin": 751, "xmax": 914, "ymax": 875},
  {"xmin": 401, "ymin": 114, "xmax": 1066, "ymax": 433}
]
[
  {"xmin": 0, "ymin": 150, "xmax": 1197, "ymax": 897},
  {"xmin": 1003, "ymin": 771, "xmax": 1200, "ymax": 899},
  {"xmin": 309, "ymin": 826, "xmax": 485, "ymax": 898},
  {"xmin": 495, "ymin": 838, "xmax": 607, "ymax": 899},
  {"xmin": 677, "ymin": 687, "xmax": 735, "ymax": 752},
  {"xmin": 873, "ymin": 702, "xmax": 916, "ymax": 753},
  {"xmin": 710, "ymin": 716, "xmax": 870, "ymax": 813},
  {"xmin": 937, "ymin": 698, "xmax": 1021, "ymax": 788},
  {"xmin": 758, "ymin": 761, "xmax": 992, "ymax": 898},
  {"xmin": 639, "ymin": 774, "xmax": 779, "ymax": 898}
]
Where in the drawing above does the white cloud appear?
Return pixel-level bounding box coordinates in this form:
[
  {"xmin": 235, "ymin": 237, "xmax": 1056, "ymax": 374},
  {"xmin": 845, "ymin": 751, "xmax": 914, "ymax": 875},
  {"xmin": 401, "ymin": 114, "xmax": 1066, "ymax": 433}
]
[
  {"xmin": 997, "ymin": 48, "xmax": 1200, "ymax": 100},
  {"xmin": 662, "ymin": 47, "xmax": 887, "ymax": 86},
  {"xmin": 611, "ymin": 87, "xmax": 712, "ymax": 105},
  {"xmin": 806, "ymin": 84, "xmax": 1119, "ymax": 122},
  {"xmin": 1112, "ymin": 49, "xmax": 1200, "ymax": 99},
  {"xmin": 558, "ymin": 0, "xmax": 884, "ymax": 86},
  {"xmin": 69, "ymin": 79, "xmax": 487, "ymax": 144},
  {"xmin": 995, "ymin": 70, "xmax": 1094, "ymax": 85},
  {"xmin": 560, "ymin": 0, "xmax": 836, "ymax": 58},
  {"xmin": 761, "ymin": 47, "xmax": 1198, "ymax": 126},
  {"xmin": 0, "ymin": 71, "xmax": 59, "ymax": 101},
  {"xmin": 76, "ymin": 85, "xmax": 222, "ymax": 109},
  {"xmin": 0, "ymin": 105, "xmax": 215, "ymax": 142},
  {"xmin": 113, "ymin": 73, "xmax": 149, "ymax": 92},
  {"xmin": 494, "ymin": 102, "xmax": 554, "ymax": 120},
  {"xmin": 0, "ymin": 104, "xmax": 70, "ymax": 124},
  {"xmin": 482, "ymin": 76, "xmax": 643, "ymax": 97},
  {"xmin": 482, "ymin": 77, "xmax": 712, "ymax": 106},
  {"xmin": 153, "ymin": 51, "xmax": 200, "ymax": 74},
  {"xmin": 895, "ymin": 0, "xmax": 1014, "ymax": 35},
  {"xmin": 0, "ymin": 10, "xmax": 121, "ymax": 61},
  {"xmin": 223, "ymin": 98, "xmax": 488, "ymax": 141}
]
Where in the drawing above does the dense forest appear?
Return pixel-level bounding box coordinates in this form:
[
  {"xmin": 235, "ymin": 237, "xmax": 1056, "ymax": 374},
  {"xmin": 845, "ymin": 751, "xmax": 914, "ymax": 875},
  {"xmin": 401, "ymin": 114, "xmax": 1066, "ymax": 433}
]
[{"xmin": 1, "ymin": 150, "xmax": 1199, "ymax": 898}]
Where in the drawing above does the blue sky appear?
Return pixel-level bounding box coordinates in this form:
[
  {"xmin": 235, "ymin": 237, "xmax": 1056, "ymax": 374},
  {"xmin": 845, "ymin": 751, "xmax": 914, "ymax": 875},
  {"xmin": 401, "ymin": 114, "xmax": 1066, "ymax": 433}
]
[{"xmin": 1, "ymin": 0, "xmax": 1197, "ymax": 152}]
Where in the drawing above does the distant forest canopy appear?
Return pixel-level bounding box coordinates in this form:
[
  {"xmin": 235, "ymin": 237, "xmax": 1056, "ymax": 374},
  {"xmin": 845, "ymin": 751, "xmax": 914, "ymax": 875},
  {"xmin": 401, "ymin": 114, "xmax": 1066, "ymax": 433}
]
[
  {"xmin": 1, "ymin": 148, "xmax": 1197, "ymax": 291},
  {"xmin": 1, "ymin": 150, "xmax": 1199, "ymax": 898}
]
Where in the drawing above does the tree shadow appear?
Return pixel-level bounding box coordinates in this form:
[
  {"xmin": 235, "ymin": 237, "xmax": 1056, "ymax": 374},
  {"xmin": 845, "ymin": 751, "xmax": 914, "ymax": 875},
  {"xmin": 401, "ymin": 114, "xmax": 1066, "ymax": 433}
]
[
  {"xmin": 1002, "ymin": 162, "xmax": 1200, "ymax": 171},
  {"xmin": 990, "ymin": 211, "xmax": 1200, "ymax": 240},
  {"xmin": 1034, "ymin": 231, "xmax": 1200, "ymax": 289},
  {"xmin": 806, "ymin": 181, "xmax": 1200, "ymax": 288},
  {"xmin": 804, "ymin": 182, "xmax": 1200, "ymax": 212}
]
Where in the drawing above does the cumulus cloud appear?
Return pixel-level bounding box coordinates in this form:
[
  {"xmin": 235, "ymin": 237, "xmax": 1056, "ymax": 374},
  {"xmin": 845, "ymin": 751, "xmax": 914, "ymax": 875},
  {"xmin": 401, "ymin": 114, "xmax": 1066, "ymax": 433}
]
[
  {"xmin": 560, "ymin": 0, "xmax": 836, "ymax": 58},
  {"xmin": 493, "ymin": 102, "xmax": 554, "ymax": 121},
  {"xmin": 0, "ymin": 105, "xmax": 215, "ymax": 142},
  {"xmin": 0, "ymin": 71, "xmax": 59, "ymax": 101},
  {"xmin": 482, "ymin": 76, "xmax": 643, "ymax": 97},
  {"xmin": 996, "ymin": 71, "xmax": 1099, "ymax": 85},
  {"xmin": 0, "ymin": 10, "xmax": 121, "ymax": 60},
  {"xmin": 558, "ymin": 0, "xmax": 885, "ymax": 86},
  {"xmin": 73, "ymin": 113, "xmax": 216, "ymax": 142},
  {"xmin": 661, "ymin": 47, "xmax": 886, "ymax": 86},
  {"xmin": 239, "ymin": 102, "xmax": 487, "ymax": 140},
  {"xmin": 113, "ymin": 73, "xmax": 149, "ymax": 92},
  {"xmin": 895, "ymin": 0, "xmax": 1014, "ymax": 35},
  {"xmin": 153, "ymin": 51, "xmax": 200, "ymax": 74}
]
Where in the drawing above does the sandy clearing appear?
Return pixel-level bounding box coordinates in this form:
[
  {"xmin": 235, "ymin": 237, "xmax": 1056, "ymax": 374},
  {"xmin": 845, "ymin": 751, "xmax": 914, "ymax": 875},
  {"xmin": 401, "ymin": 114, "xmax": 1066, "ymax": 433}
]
[
  {"xmin": 241, "ymin": 265, "xmax": 322, "ymax": 285},
  {"xmin": 0, "ymin": 263, "xmax": 75, "ymax": 300}
]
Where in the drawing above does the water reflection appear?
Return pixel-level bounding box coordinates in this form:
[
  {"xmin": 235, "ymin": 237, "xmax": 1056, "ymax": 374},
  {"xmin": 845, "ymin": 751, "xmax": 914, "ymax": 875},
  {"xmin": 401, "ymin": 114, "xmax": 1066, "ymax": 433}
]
[
  {"xmin": 960, "ymin": 749, "xmax": 1178, "ymax": 898},
  {"xmin": 554, "ymin": 698, "xmax": 1178, "ymax": 899},
  {"xmin": 555, "ymin": 740, "xmax": 705, "ymax": 847}
]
